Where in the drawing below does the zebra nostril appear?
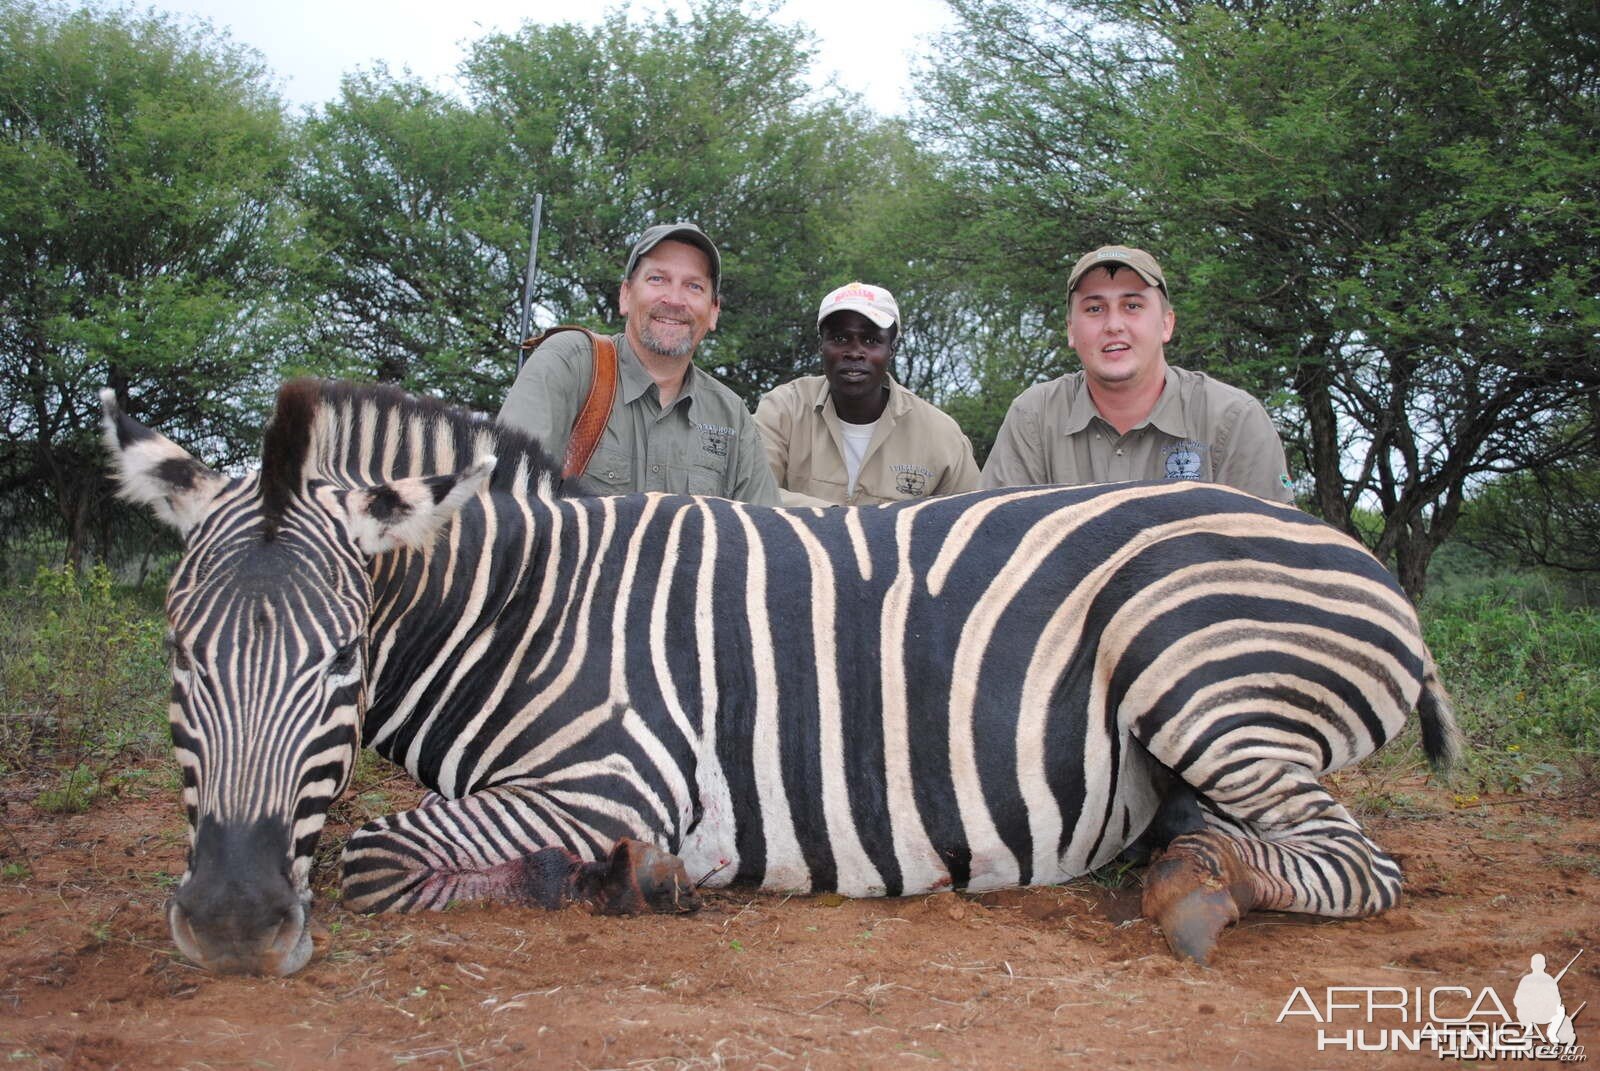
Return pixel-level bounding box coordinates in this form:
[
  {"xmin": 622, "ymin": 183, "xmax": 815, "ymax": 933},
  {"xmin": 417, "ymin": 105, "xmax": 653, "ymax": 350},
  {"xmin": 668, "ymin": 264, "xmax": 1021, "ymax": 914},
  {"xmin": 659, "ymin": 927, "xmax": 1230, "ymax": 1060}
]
[
  {"xmin": 167, "ymin": 894, "xmax": 212, "ymax": 969},
  {"xmin": 260, "ymin": 903, "xmax": 312, "ymax": 977}
]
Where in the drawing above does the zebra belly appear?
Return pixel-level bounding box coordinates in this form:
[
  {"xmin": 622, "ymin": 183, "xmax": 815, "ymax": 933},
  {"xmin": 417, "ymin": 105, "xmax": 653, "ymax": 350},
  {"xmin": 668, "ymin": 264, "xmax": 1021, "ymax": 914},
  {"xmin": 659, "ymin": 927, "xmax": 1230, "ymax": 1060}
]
[{"xmin": 714, "ymin": 751, "xmax": 1163, "ymax": 897}]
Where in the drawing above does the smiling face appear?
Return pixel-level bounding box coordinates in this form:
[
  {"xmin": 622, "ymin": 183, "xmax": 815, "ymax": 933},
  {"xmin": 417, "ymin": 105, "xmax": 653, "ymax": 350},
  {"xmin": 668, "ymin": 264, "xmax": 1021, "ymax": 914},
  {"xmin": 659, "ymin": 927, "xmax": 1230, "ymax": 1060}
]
[
  {"xmin": 820, "ymin": 310, "xmax": 894, "ymax": 421},
  {"xmin": 1066, "ymin": 265, "xmax": 1175, "ymax": 393},
  {"xmin": 619, "ymin": 240, "xmax": 720, "ymax": 360}
]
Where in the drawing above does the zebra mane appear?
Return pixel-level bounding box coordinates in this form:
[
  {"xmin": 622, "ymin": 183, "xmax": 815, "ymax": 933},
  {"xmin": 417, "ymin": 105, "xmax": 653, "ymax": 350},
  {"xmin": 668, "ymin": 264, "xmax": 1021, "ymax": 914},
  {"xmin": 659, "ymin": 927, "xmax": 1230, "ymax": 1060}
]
[
  {"xmin": 258, "ymin": 379, "xmax": 571, "ymax": 531},
  {"xmin": 259, "ymin": 380, "xmax": 319, "ymax": 538}
]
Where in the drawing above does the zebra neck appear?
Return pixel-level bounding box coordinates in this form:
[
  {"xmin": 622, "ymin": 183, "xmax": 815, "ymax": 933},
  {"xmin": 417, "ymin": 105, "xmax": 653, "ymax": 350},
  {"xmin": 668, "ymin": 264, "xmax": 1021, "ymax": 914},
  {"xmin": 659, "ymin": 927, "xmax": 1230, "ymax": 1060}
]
[{"xmin": 358, "ymin": 487, "xmax": 566, "ymax": 768}]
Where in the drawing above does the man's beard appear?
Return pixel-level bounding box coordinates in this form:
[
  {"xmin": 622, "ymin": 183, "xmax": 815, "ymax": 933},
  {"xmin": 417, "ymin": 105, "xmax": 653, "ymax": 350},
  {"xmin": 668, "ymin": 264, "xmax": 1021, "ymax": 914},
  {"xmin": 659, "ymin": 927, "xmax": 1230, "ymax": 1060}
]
[{"xmin": 636, "ymin": 306, "xmax": 698, "ymax": 358}]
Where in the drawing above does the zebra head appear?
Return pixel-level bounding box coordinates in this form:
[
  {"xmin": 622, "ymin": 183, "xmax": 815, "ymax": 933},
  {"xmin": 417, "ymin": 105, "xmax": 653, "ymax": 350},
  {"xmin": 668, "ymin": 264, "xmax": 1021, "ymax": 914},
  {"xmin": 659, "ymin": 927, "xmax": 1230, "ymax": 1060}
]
[{"xmin": 100, "ymin": 385, "xmax": 494, "ymax": 975}]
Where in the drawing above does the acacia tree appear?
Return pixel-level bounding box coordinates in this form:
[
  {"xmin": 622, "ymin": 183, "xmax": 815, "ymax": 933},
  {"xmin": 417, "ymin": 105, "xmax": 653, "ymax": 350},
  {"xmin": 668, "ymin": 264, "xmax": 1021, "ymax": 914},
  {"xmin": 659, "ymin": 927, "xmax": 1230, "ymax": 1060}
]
[
  {"xmin": 921, "ymin": 0, "xmax": 1600, "ymax": 596},
  {"xmin": 0, "ymin": 2, "xmax": 296, "ymax": 566},
  {"xmin": 1134, "ymin": 0, "xmax": 1599, "ymax": 596},
  {"xmin": 294, "ymin": 0, "xmax": 928, "ymax": 411},
  {"xmin": 463, "ymin": 0, "xmax": 924, "ymax": 400},
  {"xmin": 913, "ymin": 0, "xmax": 1204, "ymax": 458},
  {"xmin": 292, "ymin": 76, "xmax": 513, "ymax": 411}
]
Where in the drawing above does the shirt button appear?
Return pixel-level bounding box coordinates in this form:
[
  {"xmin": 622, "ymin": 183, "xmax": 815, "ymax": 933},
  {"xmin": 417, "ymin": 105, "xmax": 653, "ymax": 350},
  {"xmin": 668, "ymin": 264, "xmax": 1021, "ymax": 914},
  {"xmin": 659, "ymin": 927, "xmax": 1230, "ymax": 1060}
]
[
  {"xmin": 651, "ymin": 464, "xmax": 660, "ymax": 474},
  {"xmin": 1115, "ymin": 449, "xmax": 1123, "ymax": 456}
]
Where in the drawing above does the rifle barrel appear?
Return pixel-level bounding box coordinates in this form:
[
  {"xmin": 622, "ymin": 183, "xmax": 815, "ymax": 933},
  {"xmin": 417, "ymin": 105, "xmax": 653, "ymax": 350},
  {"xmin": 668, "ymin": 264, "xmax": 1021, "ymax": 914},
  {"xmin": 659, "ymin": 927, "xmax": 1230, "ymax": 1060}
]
[{"xmin": 516, "ymin": 194, "xmax": 544, "ymax": 371}]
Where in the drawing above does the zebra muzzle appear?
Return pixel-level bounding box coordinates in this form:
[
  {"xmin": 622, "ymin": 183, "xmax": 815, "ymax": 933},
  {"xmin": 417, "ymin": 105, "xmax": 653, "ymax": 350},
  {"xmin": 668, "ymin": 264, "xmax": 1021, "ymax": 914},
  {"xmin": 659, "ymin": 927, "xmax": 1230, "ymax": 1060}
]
[
  {"xmin": 167, "ymin": 890, "xmax": 313, "ymax": 976},
  {"xmin": 167, "ymin": 818, "xmax": 316, "ymax": 975}
]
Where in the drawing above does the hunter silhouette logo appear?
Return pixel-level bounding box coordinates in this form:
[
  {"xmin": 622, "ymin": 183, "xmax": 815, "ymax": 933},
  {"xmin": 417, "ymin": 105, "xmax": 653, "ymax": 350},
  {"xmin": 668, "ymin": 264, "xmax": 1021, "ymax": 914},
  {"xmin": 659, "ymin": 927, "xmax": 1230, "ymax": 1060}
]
[{"xmin": 1516, "ymin": 952, "xmax": 1583, "ymax": 1048}]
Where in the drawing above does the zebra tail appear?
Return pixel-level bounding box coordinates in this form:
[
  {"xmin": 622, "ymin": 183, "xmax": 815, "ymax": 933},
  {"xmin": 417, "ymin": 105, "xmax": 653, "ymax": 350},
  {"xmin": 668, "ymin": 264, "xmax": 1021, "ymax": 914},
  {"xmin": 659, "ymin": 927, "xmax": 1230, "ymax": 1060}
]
[{"xmin": 1418, "ymin": 651, "xmax": 1464, "ymax": 774}]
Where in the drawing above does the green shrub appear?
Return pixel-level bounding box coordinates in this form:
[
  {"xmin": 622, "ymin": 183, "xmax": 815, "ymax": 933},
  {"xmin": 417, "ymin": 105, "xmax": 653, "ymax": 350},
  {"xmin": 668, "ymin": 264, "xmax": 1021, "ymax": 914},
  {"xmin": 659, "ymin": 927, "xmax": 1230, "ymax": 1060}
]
[
  {"xmin": 1426, "ymin": 540, "xmax": 1597, "ymax": 611},
  {"xmin": 0, "ymin": 564, "xmax": 169, "ymax": 783},
  {"xmin": 34, "ymin": 762, "xmax": 105, "ymax": 814},
  {"xmin": 1423, "ymin": 584, "xmax": 1600, "ymax": 789}
]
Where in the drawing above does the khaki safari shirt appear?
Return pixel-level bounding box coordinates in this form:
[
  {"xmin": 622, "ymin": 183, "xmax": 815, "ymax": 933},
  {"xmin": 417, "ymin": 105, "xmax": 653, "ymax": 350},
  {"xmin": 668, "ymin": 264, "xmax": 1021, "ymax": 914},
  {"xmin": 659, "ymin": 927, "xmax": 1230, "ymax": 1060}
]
[
  {"xmin": 755, "ymin": 375, "xmax": 980, "ymax": 507},
  {"xmin": 498, "ymin": 330, "xmax": 779, "ymax": 504},
  {"xmin": 979, "ymin": 365, "xmax": 1293, "ymax": 503}
]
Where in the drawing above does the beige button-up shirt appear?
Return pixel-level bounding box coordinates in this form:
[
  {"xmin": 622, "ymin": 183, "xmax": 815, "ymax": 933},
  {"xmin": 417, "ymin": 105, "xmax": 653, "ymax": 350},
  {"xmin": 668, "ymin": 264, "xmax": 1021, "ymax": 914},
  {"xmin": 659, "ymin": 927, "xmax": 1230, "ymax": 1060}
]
[
  {"xmin": 980, "ymin": 365, "xmax": 1293, "ymax": 503},
  {"xmin": 498, "ymin": 330, "xmax": 778, "ymax": 504},
  {"xmin": 754, "ymin": 375, "xmax": 980, "ymax": 507}
]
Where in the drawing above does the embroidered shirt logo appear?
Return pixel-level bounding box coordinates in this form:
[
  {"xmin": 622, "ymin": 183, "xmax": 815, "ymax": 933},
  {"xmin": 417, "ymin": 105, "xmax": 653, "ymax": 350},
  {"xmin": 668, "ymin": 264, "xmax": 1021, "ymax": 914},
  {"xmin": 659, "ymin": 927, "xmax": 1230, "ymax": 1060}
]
[
  {"xmin": 892, "ymin": 464, "xmax": 933, "ymax": 496},
  {"xmin": 1164, "ymin": 440, "xmax": 1207, "ymax": 481},
  {"xmin": 824, "ymin": 283, "xmax": 880, "ymax": 307},
  {"xmin": 694, "ymin": 422, "xmax": 733, "ymax": 458}
]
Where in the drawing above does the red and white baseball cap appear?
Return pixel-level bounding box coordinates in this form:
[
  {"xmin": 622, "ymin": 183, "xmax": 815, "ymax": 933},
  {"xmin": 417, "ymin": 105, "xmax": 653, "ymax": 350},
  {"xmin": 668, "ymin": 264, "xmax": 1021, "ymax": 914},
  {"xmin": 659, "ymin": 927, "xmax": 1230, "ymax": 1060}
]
[{"xmin": 816, "ymin": 281, "xmax": 900, "ymax": 330}]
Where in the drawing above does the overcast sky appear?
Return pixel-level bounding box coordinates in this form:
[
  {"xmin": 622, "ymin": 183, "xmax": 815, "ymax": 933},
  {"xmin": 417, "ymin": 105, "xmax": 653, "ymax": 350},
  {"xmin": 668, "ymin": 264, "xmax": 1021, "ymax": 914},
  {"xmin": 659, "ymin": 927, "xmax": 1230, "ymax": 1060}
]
[{"xmin": 150, "ymin": 0, "xmax": 955, "ymax": 117}]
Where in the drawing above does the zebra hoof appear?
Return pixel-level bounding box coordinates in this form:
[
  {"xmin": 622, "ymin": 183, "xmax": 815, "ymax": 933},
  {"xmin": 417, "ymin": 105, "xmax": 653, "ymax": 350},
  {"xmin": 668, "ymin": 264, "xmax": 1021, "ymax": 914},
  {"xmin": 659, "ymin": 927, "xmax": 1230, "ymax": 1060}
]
[
  {"xmin": 578, "ymin": 839, "xmax": 701, "ymax": 917},
  {"xmin": 1148, "ymin": 881, "xmax": 1239, "ymax": 964},
  {"xmin": 1141, "ymin": 835, "xmax": 1254, "ymax": 964}
]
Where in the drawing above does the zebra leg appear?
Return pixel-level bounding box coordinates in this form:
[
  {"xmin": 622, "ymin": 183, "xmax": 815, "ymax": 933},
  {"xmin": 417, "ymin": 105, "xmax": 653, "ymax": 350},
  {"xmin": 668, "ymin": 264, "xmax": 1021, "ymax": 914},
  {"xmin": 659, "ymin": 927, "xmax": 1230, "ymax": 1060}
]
[
  {"xmin": 339, "ymin": 785, "xmax": 699, "ymax": 916},
  {"xmin": 1119, "ymin": 759, "xmax": 1209, "ymax": 865},
  {"xmin": 1139, "ymin": 763, "xmax": 1402, "ymax": 964}
]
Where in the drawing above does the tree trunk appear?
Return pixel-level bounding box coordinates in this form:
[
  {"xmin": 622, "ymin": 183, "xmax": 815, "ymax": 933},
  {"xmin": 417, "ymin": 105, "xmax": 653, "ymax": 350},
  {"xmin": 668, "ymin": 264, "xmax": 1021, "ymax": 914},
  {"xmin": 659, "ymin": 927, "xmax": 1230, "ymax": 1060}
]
[
  {"xmin": 1294, "ymin": 363, "xmax": 1349, "ymax": 531},
  {"xmin": 1394, "ymin": 526, "xmax": 1434, "ymax": 603},
  {"xmin": 62, "ymin": 482, "xmax": 88, "ymax": 573}
]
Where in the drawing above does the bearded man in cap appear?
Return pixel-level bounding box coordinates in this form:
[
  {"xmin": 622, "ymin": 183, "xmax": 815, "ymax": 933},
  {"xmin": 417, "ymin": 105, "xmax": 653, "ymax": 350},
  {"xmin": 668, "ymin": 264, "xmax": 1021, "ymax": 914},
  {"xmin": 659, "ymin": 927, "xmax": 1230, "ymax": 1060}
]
[
  {"xmin": 980, "ymin": 245, "xmax": 1293, "ymax": 503},
  {"xmin": 499, "ymin": 222, "xmax": 778, "ymax": 504},
  {"xmin": 755, "ymin": 281, "xmax": 979, "ymax": 507}
]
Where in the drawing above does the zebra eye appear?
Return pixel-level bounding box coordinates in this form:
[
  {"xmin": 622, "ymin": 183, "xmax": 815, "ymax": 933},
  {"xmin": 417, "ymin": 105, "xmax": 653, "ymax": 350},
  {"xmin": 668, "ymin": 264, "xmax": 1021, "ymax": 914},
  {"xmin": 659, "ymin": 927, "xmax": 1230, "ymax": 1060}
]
[
  {"xmin": 166, "ymin": 634, "xmax": 193, "ymax": 675},
  {"xmin": 327, "ymin": 640, "xmax": 361, "ymax": 678}
]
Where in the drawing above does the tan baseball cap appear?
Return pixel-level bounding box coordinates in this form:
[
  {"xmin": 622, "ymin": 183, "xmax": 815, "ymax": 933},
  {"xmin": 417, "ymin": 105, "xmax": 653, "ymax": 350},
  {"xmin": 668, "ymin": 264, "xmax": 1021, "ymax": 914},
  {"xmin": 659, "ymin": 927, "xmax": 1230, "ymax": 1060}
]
[
  {"xmin": 817, "ymin": 281, "xmax": 900, "ymax": 330},
  {"xmin": 625, "ymin": 222, "xmax": 721, "ymax": 294},
  {"xmin": 1067, "ymin": 245, "xmax": 1168, "ymax": 296}
]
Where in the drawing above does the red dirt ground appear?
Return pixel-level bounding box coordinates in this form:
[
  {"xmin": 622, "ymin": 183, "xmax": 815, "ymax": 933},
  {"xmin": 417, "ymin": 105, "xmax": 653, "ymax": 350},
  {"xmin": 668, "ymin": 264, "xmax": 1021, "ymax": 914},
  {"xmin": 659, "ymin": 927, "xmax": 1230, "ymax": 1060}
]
[{"xmin": 1, "ymin": 764, "xmax": 1595, "ymax": 1070}]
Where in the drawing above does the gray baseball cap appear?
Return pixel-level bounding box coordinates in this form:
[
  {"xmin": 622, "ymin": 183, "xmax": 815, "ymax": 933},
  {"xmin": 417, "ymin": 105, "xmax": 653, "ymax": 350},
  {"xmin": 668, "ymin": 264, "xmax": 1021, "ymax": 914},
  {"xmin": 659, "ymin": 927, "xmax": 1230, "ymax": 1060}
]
[{"xmin": 624, "ymin": 222, "xmax": 721, "ymax": 294}]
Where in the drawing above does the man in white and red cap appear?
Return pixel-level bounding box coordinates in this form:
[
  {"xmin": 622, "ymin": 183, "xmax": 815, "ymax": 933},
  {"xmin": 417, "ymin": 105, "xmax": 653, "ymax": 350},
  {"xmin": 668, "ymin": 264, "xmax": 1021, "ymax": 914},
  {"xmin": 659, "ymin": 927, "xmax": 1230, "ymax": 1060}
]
[
  {"xmin": 755, "ymin": 281, "xmax": 979, "ymax": 507},
  {"xmin": 981, "ymin": 245, "xmax": 1293, "ymax": 502},
  {"xmin": 500, "ymin": 221, "xmax": 778, "ymax": 503}
]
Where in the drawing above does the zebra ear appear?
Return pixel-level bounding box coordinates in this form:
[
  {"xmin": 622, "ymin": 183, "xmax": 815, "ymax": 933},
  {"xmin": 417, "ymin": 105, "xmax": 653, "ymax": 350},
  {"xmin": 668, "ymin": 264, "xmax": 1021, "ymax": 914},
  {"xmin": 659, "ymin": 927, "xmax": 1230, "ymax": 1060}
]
[
  {"xmin": 100, "ymin": 389, "xmax": 228, "ymax": 537},
  {"xmin": 330, "ymin": 456, "xmax": 496, "ymax": 557}
]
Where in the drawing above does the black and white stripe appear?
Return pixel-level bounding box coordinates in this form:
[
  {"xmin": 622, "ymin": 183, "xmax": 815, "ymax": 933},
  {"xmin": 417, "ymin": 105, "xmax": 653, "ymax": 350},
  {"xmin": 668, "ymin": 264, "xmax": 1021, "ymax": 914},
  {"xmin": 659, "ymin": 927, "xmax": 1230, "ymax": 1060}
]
[{"xmin": 104, "ymin": 379, "xmax": 1458, "ymax": 973}]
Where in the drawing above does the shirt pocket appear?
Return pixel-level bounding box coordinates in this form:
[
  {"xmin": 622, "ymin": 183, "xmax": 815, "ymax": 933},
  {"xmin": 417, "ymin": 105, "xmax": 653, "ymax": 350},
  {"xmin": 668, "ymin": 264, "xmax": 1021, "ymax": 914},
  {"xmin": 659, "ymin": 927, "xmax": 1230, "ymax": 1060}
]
[
  {"xmin": 583, "ymin": 444, "xmax": 634, "ymax": 494},
  {"xmin": 797, "ymin": 474, "xmax": 849, "ymax": 504},
  {"xmin": 684, "ymin": 457, "xmax": 729, "ymax": 496}
]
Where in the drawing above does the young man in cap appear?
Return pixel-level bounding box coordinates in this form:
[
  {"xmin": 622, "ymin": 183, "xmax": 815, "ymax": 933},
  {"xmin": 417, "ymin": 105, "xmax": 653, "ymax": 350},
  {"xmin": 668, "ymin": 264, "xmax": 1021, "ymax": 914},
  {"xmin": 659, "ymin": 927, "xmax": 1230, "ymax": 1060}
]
[
  {"xmin": 499, "ymin": 222, "xmax": 779, "ymax": 504},
  {"xmin": 755, "ymin": 281, "xmax": 979, "ymax": 507},
  {"xmin": 980, "ymin": 245, "xmax": 1294, "ymax": 503}
]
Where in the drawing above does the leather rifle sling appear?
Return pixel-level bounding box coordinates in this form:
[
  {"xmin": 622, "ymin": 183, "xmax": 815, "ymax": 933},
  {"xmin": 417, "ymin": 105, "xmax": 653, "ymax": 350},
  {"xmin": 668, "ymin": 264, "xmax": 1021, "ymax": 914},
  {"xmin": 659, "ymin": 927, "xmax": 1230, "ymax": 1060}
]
[{"xmin": 524, "ymin": 325, "xmax": 619, "ymax": 479}]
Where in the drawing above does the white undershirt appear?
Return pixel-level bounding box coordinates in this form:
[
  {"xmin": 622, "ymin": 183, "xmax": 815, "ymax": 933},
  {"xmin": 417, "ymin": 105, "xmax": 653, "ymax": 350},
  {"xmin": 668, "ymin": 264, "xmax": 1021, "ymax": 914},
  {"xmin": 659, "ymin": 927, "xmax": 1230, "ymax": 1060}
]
[{"xmin": 840, "ymin": 419, "xmax": 878, "ymax": 496}]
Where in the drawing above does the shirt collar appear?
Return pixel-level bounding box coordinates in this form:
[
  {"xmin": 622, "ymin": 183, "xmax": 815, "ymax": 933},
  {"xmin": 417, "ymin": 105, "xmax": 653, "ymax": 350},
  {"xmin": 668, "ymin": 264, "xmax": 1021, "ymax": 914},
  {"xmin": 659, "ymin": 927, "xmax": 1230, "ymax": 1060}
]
[
  {"xmin": 1142, "ymin": 366, "xmax": 1188, "ymax": 437},
  {"xmin": 1069, "ymin": 366, "xmax": 1184, "ymax": 436},
  {"xmin": 814, "ymin": 373, "xmax": 904, "ymax": 419},
  {"xmin": 1061, "ymin": 375, "xmax": 1098, "ymax": 434},
  {"xmin": 617, "ymin": 333, "xmax": 697, "ymax": 410},
  {"xmin": 806, "ymin": 374, "xmax": 833, "ymax": 412}
]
